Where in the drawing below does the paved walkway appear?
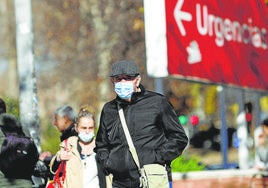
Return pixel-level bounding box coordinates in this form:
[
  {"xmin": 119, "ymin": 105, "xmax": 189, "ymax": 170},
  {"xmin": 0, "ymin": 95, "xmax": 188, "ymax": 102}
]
[{"xmin": 172, "ymin": 169, "xmax": 268, "ymax": 188}]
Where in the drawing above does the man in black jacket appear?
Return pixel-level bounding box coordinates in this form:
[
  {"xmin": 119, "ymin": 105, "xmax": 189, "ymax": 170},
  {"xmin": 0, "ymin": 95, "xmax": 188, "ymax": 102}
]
[{"xmin": 95, "ymin": 60, "xmax": 188, "ymax": 188}]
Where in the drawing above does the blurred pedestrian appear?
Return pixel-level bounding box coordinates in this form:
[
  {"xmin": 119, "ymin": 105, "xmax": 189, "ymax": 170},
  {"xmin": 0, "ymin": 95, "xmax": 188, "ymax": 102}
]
[
  {"xmin": 0, "ymin": 112, "xmax": 39, "ymax": 187},
  {"xmin": 40, "ymin": 105, "xmax": 77, "ymax": 160},
  {"xmin": 49, "ymin": 105, "xmax": 106, "ymax": 188},
  {"xmin": 254, "ymin": 118, "xmax": 268, "ymax": 171},
  {"xmin": 39, "ymin": 105, "xmax": 78, "ymax": 185},
  {"xmin": 0, "ymin": 98, "xmax": 6, "ymax": 115},
  {"xmin": 94, "ymin": 60, "xmax": 188, "ymax": 188},
  {"xmin": 53, "ymin": 105, "xmax": 77, "ymax": 142}
]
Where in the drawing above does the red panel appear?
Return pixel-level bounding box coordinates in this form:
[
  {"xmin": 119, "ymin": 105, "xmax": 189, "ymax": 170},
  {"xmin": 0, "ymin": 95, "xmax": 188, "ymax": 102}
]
[{"xmin": 165, "ymin": 0, "xmax": 268, "ymax": 90}]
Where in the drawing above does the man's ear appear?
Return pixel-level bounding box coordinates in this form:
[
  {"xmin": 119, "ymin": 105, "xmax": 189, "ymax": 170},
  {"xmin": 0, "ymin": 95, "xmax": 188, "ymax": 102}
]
[
  {"xmin": 136, "ymin": 75, "xmax": 141, "ymax": 87},
  {"xmin": 110, "ymin": 78, "xmax": 115, "ymax": 84}
]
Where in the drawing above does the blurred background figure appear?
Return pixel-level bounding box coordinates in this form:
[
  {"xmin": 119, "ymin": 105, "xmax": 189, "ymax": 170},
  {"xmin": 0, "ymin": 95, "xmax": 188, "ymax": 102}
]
[
  {"xmin": 39, "ymin": 105, "xmax": 78, "ymax": 186},
  {"xmin": 39, "ymin": 105, "xmax": 77, "ymax": 161},
  {"xmin": 40, "ymin": 105, "xmax": 77, "ymax": 159},
  {"xmin": 53, "ymin": 105, "xmax": 77, "ymax": 142},
  {"xmin": 254, "ymin": 118, "xmax": 268, "ymax": 171},
  {"xmin": 0, "ymin": 98, "xmax": 6, "ymax": 115},
  {"xmin": 0, "ymin": 98, "xmax": 39, "ymax": 187}
]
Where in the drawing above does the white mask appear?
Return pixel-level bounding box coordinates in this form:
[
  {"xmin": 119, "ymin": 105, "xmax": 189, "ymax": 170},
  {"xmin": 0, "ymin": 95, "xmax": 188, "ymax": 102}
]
[
  {"xmin": 114, "ymin": 82, "xmax": 134, "ymax": 100},
  {"xmin": 78, "ymin": 132, "xmax": 94, "ymax": 143}
]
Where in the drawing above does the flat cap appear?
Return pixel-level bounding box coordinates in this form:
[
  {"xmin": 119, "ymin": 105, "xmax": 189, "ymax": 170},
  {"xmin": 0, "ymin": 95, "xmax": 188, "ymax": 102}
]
[{"xmin": 110, "ymin": 60, "xmax": 140, "ymax": 77}]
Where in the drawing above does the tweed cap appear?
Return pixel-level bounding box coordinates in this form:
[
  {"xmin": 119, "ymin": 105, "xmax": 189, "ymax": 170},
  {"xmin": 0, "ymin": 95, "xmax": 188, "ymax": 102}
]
[{"xmin": 110, "ymin": 60, "xmax": 140, "ymax": 77}]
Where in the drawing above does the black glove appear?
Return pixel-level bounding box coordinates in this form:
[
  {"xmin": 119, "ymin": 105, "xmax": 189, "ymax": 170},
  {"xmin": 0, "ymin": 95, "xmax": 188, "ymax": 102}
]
[{"xmin": 33, "ymin": 160, "xmax": 48, "ymax": 178}]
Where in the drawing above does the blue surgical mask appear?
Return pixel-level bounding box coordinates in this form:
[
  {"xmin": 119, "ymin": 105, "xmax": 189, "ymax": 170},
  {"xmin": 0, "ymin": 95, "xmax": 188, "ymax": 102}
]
[
  {"xmin": 78, "ymin": 132, "xmax": 94, "ymax": 143},
  {"xmin": 114, "ymin": 82, "xmax": 134, "ymax": 100}
]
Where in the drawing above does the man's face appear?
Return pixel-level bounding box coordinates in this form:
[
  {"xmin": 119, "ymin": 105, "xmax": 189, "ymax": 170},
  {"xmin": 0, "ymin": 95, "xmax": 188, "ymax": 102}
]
[
  {"xmin": 111, "ymin": 75, "xmax": 141, "ymax": 90},
  {"xmin": 53, "ymin": 115, "xmax": 69, "ymax": 132}
]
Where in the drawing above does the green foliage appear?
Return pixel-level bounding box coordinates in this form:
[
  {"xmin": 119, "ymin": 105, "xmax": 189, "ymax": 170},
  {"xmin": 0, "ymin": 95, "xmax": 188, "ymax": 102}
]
[
  {"xmin": 171, "ymin": 155, "xmax": 205, "ymax": 172},
  {"xmin": 3, "ymin": 97, "xmax": 20, "ymax": 118},
  {"xmin": 40, "ymin": 122, "xmax": 61, "ymax": 155}
]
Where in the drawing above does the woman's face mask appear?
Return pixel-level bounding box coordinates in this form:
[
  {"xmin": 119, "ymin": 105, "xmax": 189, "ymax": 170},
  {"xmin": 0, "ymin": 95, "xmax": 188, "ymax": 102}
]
[
  {"xmin": 114, "ymin": 82, "xmax": 134, "ymax": 100},
  {"xmin": 78, "ymin": 132, "xmax": 94, "ymax": 143}
]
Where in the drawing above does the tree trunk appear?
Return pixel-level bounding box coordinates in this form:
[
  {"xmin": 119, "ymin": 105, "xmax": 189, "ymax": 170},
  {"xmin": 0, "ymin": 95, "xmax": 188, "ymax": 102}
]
[
  {"xmin": 14, "ymin": 0, "xmax": 40, "ymax": 152},
  {"xmin": 89, "ymin": 1, "xmax": 119, "ymax": 124}
]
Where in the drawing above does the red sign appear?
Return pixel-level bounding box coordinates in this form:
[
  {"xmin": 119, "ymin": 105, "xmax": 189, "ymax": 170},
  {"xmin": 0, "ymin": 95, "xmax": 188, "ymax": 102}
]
[{"xmin": 144, "ymin": 0, "xmax": 268, "ymax": 90}]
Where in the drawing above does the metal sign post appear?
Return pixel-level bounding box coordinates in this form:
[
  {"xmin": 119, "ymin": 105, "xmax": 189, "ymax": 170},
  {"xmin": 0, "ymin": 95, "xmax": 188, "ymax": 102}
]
[{"xmin": 218, "ymin": 86, "xmax": 228, "ymax": 169}]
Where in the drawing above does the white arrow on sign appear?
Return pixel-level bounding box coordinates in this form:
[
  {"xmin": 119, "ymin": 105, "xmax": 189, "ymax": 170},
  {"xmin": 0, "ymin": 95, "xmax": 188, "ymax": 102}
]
[{"xmin": 174, "ymin": 0, "xmax": 192, "ymax": 36}]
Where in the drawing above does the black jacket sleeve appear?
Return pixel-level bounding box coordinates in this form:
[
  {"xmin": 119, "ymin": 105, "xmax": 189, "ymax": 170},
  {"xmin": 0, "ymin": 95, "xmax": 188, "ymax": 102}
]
[{"xmin": 159, "ymin": 97, "xmax": 188, "ymax": 164}]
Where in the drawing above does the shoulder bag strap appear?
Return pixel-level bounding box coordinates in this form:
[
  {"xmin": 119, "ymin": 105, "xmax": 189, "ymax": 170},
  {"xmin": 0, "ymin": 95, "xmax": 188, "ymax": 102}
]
[
  {"xmin": 49, "ymin": 139, "xmax": 69, "ymax": 176},
  {"xmin": 118, "ymin": 107, "xmax": 141, "ymax": 170},
  {"xmin": 52, "ymin": 139, "xmax": 68, "ymax": 186}
]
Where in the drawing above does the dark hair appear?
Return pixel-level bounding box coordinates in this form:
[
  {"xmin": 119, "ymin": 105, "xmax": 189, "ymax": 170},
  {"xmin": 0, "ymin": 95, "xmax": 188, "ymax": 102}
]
[
  {"xmin": 0, "ymin": 98, "xmax": 6, "ymax": 114},
  {"xmin": 0, "ymin": 135, "xmax": 39, "ymax": 179},
  {"xmin": 0, "ymin": 113, "xmax": 25, "ymax": 136},
  {"xmin": 262, "ymin": 118, "xmax": 268, "ymax": 127}
]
